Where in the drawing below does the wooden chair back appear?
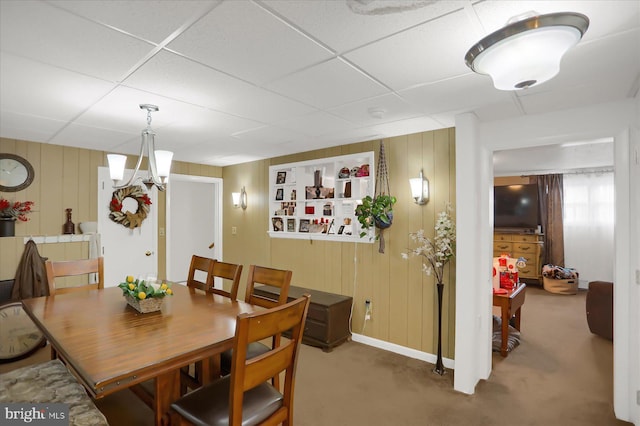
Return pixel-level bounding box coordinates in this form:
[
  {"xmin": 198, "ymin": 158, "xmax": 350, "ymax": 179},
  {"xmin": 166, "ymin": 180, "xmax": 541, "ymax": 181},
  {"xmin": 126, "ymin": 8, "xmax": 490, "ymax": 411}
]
[
  {"xmin": 185, "ymin": 255, "xmax": 215, "ymax": 294},
  {"xmin": 170, "ymin": 295, "xmax": 310, "ymax": 426},
  {"xmin": 211, "ymin": 261, "xmax": 243, "ymax": 300},
  {"xmin": 45, "ymin": 257, "xmax": 104, "ymax": 295},
  {"xmin": 244, "ymin": 265, "xmax": 292, "ymax": 308},
  {"xmin": 228, "ymin": 294, "xmax": 310, "ymax": 425}
]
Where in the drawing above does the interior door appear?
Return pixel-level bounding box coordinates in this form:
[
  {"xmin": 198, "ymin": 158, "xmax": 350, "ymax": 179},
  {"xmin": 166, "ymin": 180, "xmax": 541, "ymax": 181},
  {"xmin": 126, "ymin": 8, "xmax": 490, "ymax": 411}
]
[
  {"xmin": 98, "ymin": 167, "xmax": 158, "ymax": 287},
  {"xmin": 166, "ymin": 175, "xmax": 222, "ymax": 284}
]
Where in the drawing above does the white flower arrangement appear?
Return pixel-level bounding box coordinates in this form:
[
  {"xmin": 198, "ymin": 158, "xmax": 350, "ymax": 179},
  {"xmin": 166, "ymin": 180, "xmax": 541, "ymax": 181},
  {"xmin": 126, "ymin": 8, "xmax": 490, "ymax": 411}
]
[{"xmin": 401, "ymin": 204, "xmax": 456, "ymax": 285}]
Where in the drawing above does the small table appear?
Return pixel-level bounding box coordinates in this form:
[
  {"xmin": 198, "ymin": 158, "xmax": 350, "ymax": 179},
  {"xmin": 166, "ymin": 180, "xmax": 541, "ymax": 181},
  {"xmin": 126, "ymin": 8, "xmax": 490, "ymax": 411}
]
[{"xmin": 492, "ymin": 284, "xmax": 526, "ymax": 357}]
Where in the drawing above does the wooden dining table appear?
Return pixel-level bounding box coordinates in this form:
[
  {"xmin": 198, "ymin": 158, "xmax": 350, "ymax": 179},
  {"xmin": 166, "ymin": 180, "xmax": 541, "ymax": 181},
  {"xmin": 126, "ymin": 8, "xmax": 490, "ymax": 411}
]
[{"xmin": 21, "ymin": 284, "xmax": 261, "ymax": 426}]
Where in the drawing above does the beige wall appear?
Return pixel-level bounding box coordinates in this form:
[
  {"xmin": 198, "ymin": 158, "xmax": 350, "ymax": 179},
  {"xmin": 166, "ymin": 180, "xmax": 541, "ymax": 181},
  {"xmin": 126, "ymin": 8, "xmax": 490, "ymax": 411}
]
[
  {"xmin": 222, "ymin": 128, "xmax": 457, "ymax": 357},
  {"xmin": 2, "ymin": 128, "xmax": 456, "ymax": 358},
  {"xmin": 0, "ymin": 137, "xmax": 222, "ymax": 282}
]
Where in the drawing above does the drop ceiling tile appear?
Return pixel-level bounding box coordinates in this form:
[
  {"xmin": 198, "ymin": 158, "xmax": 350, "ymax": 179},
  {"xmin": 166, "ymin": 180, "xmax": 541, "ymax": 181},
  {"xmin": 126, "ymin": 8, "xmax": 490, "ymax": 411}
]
[
  {"xmin": 0, "ymin": 111, "xmax": 67, "ymax": 144},
  {"xmin": 121, "ymin": 51, "xmax": 229, "ymax": 109},
  {"xmin": 231, "ymin": 125, "xmax": 305, "ymax": 145},
  {"xmin": 370, "ymin": 115, "xmax": 443, "ymax": 138},
  {"xmin": 123, "ymin": 51, "xmax": 316, "ymax": 123},
  {"xmin": 49, "ymin": 122, "xmax": 137, "ymax": 152},
  {"xmin": 0, "ymin": 53, "xmax": 115, "ymax": 123},
  {"xmin": 267, "ymin": 58, "xmax": 389, "ymax": 109},
  {"xmin": 265, "ymin": 0, "xmax": 468, "ymax": 52},
  {"xmin": 276, "ymin": 111, "xmax": 353, "ymax": 137},
  {"xmin": 0, "ymin": 1, "xmax": 154, "ymax": 82},
  {"xmin": 344, "ymin": 9, "xmax": 477, "ymax": 90},
  {"xmin": 328, "ymin": 93, "xmax": 425, "ymax": 125},
  {"xmin": 52, "ymin": 0, "xmax": 218, "ymax": 44},
  {"xmin": 166, "ymin": 1, "xmax": 334, "ymax": 85},
  {"xmin": 471, "ymin": 101, "xmax": 524, "ymax": 123},
  {"xmin": 71, "ymin": 87, "xmax": 185, "ymax": 133},
  {"xmin": 399, "ymin": 73, "xmax": 512, "ymax": 115}
]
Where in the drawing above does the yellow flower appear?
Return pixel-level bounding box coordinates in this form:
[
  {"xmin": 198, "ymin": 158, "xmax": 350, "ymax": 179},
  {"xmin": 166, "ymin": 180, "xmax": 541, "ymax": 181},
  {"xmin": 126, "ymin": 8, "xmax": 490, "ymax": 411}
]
[
  {"xmin": 126, "ymin": 276, "xmax": 134, "ymax": 283},
  {"xmin": 166, "ymin": 288, "xmax": 173, "ymax": 295},
  {"xmin": 128, "ymin": 283, "xmax": 135, "ymax": 290},
  {"xmin": 160, "ymin": 283, "xmax": 168, "ymax": 290},
  {"xmin": 138, "ymin": 291, "xmax": 147, "ymax": 300}
]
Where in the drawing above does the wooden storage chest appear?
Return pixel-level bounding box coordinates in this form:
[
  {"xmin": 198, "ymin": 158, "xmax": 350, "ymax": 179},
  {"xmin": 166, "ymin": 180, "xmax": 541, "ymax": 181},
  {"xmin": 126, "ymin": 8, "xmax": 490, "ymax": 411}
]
[{"xmin": 253, "ymin": 284, "xmax": 352, "ymax": 352}]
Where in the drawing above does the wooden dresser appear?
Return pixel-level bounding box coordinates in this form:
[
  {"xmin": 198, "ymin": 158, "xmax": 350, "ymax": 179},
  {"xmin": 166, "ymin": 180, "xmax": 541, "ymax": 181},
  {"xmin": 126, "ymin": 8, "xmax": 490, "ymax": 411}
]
[
  {"xmin": 253, "ymin": 285, "xmax": 352, "ymax": 352},
  {"xmin": 494, "ymin": 232, "xmax": 544, "ymax": 282}
]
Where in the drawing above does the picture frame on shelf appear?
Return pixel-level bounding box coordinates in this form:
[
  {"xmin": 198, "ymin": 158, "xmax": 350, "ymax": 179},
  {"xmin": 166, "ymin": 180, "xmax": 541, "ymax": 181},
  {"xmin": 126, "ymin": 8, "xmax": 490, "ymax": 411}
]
[
  {"xmin": 276, "ymin": 171, "xmax": 287, "ymax": 184},
  {"xmin": 299, "ymin": 219, "xmax": 310, "ymax": 233},
  {"xmin": 287, "ymin": 218, "xmax": 295, "ymax": 232},
  {"xmin": 338, "ymin": 225, "xmax": 345, "ymax": 235},
  {"xmin": 275, "ymin": 188, "xmax": 284, "ymax": 201},
  {"xmin": 272, "ymin": 217, "xmax": 284, "ymax": 232}
]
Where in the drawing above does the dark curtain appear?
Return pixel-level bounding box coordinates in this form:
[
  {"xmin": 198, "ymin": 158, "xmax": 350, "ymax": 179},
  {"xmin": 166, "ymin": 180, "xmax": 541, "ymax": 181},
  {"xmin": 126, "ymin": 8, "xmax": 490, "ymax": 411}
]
[{"xmin": 532, "ymin": 174, "xmax": 565, "ymax": 267}]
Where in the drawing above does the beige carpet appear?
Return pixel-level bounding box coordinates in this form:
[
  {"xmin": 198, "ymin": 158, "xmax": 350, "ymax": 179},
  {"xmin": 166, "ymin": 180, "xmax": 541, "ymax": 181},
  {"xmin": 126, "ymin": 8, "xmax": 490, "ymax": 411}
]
[{"xmin": 2, "ymin": 286, "xmax": 628, "ymax": 425}]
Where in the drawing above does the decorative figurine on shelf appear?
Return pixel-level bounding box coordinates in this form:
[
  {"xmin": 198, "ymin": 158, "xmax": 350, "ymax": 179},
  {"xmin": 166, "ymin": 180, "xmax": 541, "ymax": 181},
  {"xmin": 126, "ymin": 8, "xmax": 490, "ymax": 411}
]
[{"xmin": 63, "ymin": 208, "xmax": 75, "ymax": 234}]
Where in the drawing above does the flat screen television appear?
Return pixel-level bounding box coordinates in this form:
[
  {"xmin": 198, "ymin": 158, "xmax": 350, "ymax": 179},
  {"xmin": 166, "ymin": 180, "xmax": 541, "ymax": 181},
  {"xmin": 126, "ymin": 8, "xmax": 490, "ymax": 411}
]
[{"xmin": 494, "ymin": 184, "xmax": 540, "ymax": 231}]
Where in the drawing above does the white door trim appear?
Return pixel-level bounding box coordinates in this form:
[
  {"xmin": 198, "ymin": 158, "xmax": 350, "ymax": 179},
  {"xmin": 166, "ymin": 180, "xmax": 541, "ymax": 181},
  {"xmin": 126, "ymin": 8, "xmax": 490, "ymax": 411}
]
[{"xmin": 166, "ymin": 174, "xmax": 223, "ymax": 283}]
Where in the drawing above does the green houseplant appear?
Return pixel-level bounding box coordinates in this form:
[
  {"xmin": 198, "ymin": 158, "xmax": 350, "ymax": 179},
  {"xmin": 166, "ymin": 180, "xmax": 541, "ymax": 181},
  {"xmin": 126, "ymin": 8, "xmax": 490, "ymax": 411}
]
[{"xmin": 355, "ymin": 194, "xmax": 397, "ymax": 239}]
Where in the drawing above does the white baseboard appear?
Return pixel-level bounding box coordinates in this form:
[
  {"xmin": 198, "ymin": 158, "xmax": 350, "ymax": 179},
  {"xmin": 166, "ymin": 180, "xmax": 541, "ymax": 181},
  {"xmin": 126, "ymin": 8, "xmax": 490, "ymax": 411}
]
[{"xmin": 351, "ymin": 333, "xmax": 455, "ymax": 370}]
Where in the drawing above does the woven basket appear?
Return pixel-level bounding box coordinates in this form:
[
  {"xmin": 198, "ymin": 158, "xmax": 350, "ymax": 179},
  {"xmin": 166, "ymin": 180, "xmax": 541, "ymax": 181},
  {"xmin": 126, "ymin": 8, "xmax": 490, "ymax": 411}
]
[
  {"xmin": 543, "ymin": 277, "xmax": 578, "ymax": 295},
  {"xmin": 125, "ymin": 294, "xmax": 164, "ymax": 313}
]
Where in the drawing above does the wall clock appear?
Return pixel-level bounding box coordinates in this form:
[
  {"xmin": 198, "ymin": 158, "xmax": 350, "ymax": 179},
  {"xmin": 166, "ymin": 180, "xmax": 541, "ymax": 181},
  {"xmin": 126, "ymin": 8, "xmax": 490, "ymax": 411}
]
[
  {"xmin": 0, "ymin": 153, "xmax": 35, "ymax": 192},
  {"xmin": 0, "ymin": 301, "xmax": 46, "ymax": 362}
]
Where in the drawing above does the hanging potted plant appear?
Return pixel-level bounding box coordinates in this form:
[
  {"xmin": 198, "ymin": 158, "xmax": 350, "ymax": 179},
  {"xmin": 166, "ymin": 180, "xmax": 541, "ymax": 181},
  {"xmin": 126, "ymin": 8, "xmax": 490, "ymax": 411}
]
[
  {"xmin": 355, "ymin": 194, "xmax": 396, "ymax": 238},
  {"xmin": 354, "ymin": 140, "xmax": 396, "ymax": 253}
]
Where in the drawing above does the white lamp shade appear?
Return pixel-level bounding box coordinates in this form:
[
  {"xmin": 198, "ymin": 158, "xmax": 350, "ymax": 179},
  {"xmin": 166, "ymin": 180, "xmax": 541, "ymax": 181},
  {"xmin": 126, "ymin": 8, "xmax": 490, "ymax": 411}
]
[
  {"xmin": 154, "ymin": 150, "xmax": 173, "ymax": 178},
  {"xmin": 107, "ymin": 154, "xmax": 127, "ymax": 181},
  {"xmin": 473, "ymin": 26, "xmax": 582, "ymax": 90},
  {"xmin": 232, "ymin": 192, "xmax": 241, "ymax": 206},
  {"xmin": 409, "ymin": 177, "xmax": 428, "ymax": 202},
  {"xmin": 465, "ymin": 12, "xmax": 589, "ymax": 91}
]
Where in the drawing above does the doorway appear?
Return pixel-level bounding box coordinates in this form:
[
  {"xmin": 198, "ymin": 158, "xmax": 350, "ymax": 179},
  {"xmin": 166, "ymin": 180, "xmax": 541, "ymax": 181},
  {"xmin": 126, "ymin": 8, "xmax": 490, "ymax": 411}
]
[
  {"xmin": 490, "ymin": 143, "xmax": 616, "ymax": 407},
  {"xmin": 165, "ymin": 174, "xmax": 222, "ymax": 285}
]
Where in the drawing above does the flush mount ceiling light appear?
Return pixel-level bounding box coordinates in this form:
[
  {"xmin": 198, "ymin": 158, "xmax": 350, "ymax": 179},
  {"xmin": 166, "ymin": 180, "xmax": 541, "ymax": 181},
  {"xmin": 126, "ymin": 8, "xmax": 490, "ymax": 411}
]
[
  {"xmin": 107, "ymin": 104, "xmax": 173, "ymax": 191},
  {"xmin": 464, "ymin": 11, "xmax": 589, "ymax": 90}
]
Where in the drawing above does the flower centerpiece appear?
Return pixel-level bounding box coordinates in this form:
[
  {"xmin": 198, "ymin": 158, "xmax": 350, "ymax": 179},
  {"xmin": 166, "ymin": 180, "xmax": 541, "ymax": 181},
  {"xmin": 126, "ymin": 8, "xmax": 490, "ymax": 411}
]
[
  {"xmin": 401, "ymin": 203, "xmax": 455, "ymax": 375},
  {"xmin": 0, "ymin": 198, "xmax": 34, "ymax": 221},
  {"xmin": 118, "ymin": 276, "xmax": 173, "ymax": 313}
]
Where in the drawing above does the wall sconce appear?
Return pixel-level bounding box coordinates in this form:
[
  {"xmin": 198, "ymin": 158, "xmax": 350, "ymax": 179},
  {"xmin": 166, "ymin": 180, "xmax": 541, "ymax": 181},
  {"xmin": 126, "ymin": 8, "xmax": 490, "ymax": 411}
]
[
  {"xmin": 232, "ymin": 186, "xmax": 247, "ymax": 210},
  {"xmin": 409, "ymin": 170, "xmax": 429, "ymax": 205}
]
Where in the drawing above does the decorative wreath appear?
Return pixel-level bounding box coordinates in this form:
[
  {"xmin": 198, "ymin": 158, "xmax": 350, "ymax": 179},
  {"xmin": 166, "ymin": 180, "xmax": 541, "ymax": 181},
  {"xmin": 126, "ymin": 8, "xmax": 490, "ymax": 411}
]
[{"xmin": 109, "ymin": 185, "xmax": 152, "ymax": 229}]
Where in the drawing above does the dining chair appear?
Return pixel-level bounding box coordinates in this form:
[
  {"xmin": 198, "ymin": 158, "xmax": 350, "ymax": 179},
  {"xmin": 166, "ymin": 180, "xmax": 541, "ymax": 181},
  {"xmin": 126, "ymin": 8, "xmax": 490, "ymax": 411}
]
[
  {"xmin": 181, "ymin": 258, "xmax": 243, "ymax": 393},
  {"xmin": 44, "ymin": 257, "xmax": 104, "ymax": 360},
  {"xmin": 185, "ymin": 255, "xmax": 216, "ymax": 294},
  {"xmin": 170, "ymin": 294, "xmax": 311, "ymax": 426},
  {"xmin": 45, "ymin": 257, "xmax": 104, "ymax": 295},
  {"xmin": 219, "ymin": 265, "xmax": 293, "ymax": 389},
  {"xmin": 210, "ymin": 260, "xmax": 243, "ymax": 300}
]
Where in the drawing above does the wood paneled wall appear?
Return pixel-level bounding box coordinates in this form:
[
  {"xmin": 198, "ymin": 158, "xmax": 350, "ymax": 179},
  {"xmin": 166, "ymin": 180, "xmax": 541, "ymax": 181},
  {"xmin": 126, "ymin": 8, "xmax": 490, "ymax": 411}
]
[
  {"xmin": 2, "ymin": 129, "xmax": 456, "ymax": 358},
  {"xmin": 221, "ymin": 128, "xmax": 457, "ymax": 358},
  {"xmin": 0, "ymin": 138, "xmax": 221, "ymax": 282}
]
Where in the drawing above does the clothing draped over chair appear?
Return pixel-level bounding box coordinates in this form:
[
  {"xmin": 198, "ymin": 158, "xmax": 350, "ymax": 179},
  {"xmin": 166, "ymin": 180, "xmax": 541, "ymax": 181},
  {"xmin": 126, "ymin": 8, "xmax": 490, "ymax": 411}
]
[{"xmin": 11, "ymin": 239, "xmax": 48, "ymax": 300}]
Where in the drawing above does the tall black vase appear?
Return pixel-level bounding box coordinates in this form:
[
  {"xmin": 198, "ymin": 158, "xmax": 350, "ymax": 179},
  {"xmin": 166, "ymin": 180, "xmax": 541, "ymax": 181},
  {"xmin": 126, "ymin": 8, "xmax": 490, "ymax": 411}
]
[
  {"xmin": 433, "ymin": 282, "xmax": 445, "ymax": 375},
  {"xmin": 0, "ymin": 217, "xmax": 16, "ymax": 237}
]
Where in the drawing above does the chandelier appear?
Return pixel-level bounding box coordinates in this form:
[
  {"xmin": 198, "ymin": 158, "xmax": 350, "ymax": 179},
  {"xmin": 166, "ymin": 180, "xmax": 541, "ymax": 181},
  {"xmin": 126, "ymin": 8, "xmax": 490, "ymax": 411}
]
[
  {"xmin": 107, "ymin": 104, "xmax": 173, "ymax": 191},
  {"xmin": 464, "ymin": 11, "xmax": 589, "ymax": 91}
]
